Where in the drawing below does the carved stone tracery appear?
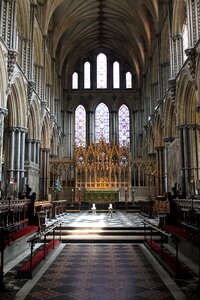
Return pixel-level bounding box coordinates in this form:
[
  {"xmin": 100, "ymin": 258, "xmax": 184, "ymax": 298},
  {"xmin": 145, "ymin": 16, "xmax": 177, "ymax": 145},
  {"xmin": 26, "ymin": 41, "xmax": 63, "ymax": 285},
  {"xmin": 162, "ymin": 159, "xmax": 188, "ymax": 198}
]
[{"xmin": 74, "ymin": 139, "xmax": 130, "ymax": 190}]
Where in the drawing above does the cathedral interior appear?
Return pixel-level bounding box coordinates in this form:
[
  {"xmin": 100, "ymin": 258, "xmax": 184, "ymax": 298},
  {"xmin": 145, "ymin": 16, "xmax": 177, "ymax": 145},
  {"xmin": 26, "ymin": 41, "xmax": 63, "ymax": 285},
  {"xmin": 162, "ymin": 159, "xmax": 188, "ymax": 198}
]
[{"xmin": 0, "ymin": 0, "xmax": 200, "ymax": 299}]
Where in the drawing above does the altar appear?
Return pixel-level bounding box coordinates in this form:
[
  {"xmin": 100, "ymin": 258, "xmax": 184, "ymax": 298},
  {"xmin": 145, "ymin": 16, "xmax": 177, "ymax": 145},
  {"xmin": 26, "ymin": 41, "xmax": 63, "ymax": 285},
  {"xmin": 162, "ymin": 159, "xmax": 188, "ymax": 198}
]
[{"xmin": 85, "ymin": 189, "xmax": 119, "ymax": 203}]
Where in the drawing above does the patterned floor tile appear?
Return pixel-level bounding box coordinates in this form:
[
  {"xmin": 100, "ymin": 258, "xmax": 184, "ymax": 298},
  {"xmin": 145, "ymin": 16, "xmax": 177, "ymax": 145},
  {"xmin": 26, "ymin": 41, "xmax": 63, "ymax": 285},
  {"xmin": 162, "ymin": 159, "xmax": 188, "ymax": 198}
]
[{"xmin": 25, "ymin": 244, "xmax": 175, "ymax": 300}]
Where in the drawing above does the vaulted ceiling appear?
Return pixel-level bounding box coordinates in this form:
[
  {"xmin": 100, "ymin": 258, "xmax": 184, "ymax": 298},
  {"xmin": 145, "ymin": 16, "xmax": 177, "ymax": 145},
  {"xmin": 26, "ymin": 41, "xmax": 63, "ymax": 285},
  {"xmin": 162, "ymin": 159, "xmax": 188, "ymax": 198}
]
[{"xmin": 42, "ymin": 0, "xmax": 161, "ymax": 80}]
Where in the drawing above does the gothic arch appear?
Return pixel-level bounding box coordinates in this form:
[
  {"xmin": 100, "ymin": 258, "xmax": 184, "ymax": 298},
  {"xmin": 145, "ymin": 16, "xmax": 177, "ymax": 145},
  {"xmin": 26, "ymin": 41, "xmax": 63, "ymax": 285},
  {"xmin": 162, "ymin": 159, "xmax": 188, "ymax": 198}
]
[
  {"xmin": 92, "ymin": 98, "xmax": 112, "ymax": 112},
  {"xmin": 171, "ymin": 0, "xmax": 186, "ymax": 35},
  {"xmin": 154, "ymin": 113, "xmax": 164, "ymax": 148},
  {"xmin": 16, "ymin": 0, "xmax": 30, "ymax": 37},
  {"xmin": 176, "ymin": 69, "xmax": 197, "ymax": 125},
  {"xmin": 41, "ymin": 115, "xmax": 51, "ymax": 149},
  {"xmin": 27, "ymin": 98, "xmax": 40, "ymax": 140},
  {"xmin": 163, "ymin": 97, "xmax": 177, "ymax": 139},
  {"xmin": 50, "ymin": 127, "xmax": 57, "ymax": 156},
  {"xmin": 8, "ymin": 72, "xmax": 27, "ymax": 127},
  {"xmin": 33, "ymin": 23, "xmax": 43, "ymax": 65}
]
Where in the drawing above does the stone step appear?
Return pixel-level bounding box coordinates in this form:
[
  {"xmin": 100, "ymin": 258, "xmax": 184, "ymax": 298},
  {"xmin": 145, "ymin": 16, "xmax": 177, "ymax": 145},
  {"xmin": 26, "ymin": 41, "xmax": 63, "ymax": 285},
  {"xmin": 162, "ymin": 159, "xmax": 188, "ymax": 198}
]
[
  {"xmin": 43, "ymin": 225, "xmax": 162, "ymax": 243},
  {"xmin": 50, "ymin": 229, "xmax": 160, "ymax": 236},
  {"xmin": 43, "ymin": 234, "xmax": 162, "ymax": 243}
]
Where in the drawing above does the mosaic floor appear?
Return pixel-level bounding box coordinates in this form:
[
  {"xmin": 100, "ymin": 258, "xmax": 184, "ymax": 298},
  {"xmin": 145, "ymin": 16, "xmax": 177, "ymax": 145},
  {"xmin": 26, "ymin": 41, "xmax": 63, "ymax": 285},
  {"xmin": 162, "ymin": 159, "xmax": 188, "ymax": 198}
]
[{"xmin": 24, "ymin": 244, "xmax": 175, "ymax": 300}]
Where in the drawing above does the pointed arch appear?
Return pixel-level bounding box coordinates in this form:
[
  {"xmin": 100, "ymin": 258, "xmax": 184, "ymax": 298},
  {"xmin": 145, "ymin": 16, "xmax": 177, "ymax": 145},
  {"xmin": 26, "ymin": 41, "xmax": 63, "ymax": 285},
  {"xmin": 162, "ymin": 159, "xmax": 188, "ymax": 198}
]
[
  {"xmin": 41, "ymin": 115, "xmax": 51, "ymax": 149},
  {"xmin": 113, "ymin": 61, "xmax": 120, "ymax": 89},
  {"xmin": 163, "ymin": 97, "xmax": 178, "ymax": 139},
  {"xmin": 75, "ymin": 105, "xmax": 86, "ymax": 146},
  {"xmin": 72, "ymin": 72, "xmax": 78, "ymax": 89},
  {"xmin": 16, "ymin": 0, "xmax": 30, "ymax": 37},
  {"xmin": 97, "ymin": 53, "xmax": 107, "ymax": 89},
  {"xmin": 176, "ymin": 70, "xmax": 197, "ymax": 125},
  {"xmin": 8, "ymin": 72, "xmax": 27, "ymax": 127},
  {"xmin": 119, "ymin": 104, "xmax": 130, "ymax": 147},
  {"xmin": 154, "ymin": 113, "xmax": 164, "ymax": 148},
  {"xmin": 27, "ymin": 98, "xmax": 41, "ymax": 140},
  {"xmin": 84, "ymin": 61, "xmax": 91, "ymax": 89},
  {"xmin": 95, "ymin": 102, "xmax": 109, "ymax": 142}
]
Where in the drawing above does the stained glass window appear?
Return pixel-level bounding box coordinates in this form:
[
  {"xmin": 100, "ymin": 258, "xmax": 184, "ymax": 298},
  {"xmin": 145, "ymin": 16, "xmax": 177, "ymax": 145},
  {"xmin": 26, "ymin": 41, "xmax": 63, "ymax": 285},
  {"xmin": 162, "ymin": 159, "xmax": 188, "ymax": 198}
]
[
  {"xmin": 84, "ymin": 61, "xmax": 91, "ymax": 89},
  {"xmin": 126, "ymin": 72, "xmax": 132, "ymax": 89},
  {"xmin": 75, "ymin": 105, "xmax": 86, "ymax": 145},
  {"xmin": 113, "ymin": 61, "xmax": 120, "ymax": 88},
  {"xmin": 97, "ymin": 53, "xmax": 107, "ymax": 89},
  {"xmin": 72, "ymin": 72, "xmax": 78, "ymax": 89},
  {"xmin": 119, "ymin": 104, "xmax": 130, "ymax": 147},
  {"xmin": 95, "ymin": 102, "xmax": 109, "ymax": 142}
]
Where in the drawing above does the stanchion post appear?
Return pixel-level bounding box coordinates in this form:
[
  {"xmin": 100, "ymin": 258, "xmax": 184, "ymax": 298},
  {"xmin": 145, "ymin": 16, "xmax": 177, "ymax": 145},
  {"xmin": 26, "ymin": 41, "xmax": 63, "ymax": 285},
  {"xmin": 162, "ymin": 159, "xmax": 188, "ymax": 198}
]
[{"xmin": 43, "ymin": 234, "xmax": 46, "ymax": 260}]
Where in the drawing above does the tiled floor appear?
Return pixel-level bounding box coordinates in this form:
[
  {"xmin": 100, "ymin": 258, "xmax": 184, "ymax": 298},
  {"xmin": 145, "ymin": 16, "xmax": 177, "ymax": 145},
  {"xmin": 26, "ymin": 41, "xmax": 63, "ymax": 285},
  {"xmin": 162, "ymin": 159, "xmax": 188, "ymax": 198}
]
[
  {"xmin": 2, "ymin": 212, "xmax": 192, "ymax": 300},
  {"xmin": 23, "ymin": 244, "xmax": 176, "ymax": 300},
  {"xmin": 54, "ymin": 211, "xmax": 147, "ymax": 228}
]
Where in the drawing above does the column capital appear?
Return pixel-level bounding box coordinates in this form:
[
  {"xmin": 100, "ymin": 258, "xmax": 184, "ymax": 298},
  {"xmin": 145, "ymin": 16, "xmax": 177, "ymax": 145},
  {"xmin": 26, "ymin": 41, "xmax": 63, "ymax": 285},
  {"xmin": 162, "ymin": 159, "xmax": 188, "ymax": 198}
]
[
  {"xmin": 0, "ymin": 107, "xmax": 8, "ymax": 117},
  {"xmin": 171, "ymin": 33, "xmax": 182, "ymax": 41},
  {"xmin": 41, "ymin": 148, "xmax": 50, "ymax": 153},
  {"xmin": 155, "ymin": 146, "xmax": 165, "ymax": 151},
  {"xmin": 163, "ymin": 137, "xmax": 175, "ymax": 143},
  {"xmin": 177, "ymin": 123, "xmax": 200, "ymax": 130},
  {"xmin": 9, "ymin": 126, "xmax": 27, "ymax": 133}
]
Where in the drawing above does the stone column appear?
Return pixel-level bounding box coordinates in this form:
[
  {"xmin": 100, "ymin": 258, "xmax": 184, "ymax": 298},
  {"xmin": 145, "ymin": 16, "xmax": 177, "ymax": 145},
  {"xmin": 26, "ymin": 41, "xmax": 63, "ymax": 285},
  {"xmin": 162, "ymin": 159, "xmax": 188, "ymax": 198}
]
[
  {"xmin": 65, "ymin": 111, "xmax": 74, "ymax": 158},
  {"xmin": 177, "ymin": 126, "xmax": 186, "ymax": 195},
  {"xmin": 15, "ymin": 128, "xmax": 21, "ymax": 190},
  {"xmin": 9, "ymin": 126, "xmax": 15, "ymax": 179},
  {"xmin": 20, "ymin": 128, "xmax": 26, "ymax": 190},
  {"xmin": 155, "ymin": 146, "xmax": 165, "ymax": 196},
  {"xmin": 110, "ymin": 110, "xmax": 118, "ymax": 144},
  {"xmin": 32, "ymin": 139, "xmax": 37, "ymax": 163},
  {"xmin": 163, "ymin": 137, "xmax": 174, "ymax": 194},
  {"xmin": 26, "ymin": 139, "xmax": 32, "ymax": 161},
  {"xmin": 39, "ymin": 148, "xmax": 49, "ymax": 199},
  {"xmin": 0, "ymin": 108, "xmax": 8, "ymax": 183},
  {"xmin": 86, "ymin": 110, "xmax": 95, "ymax": 144},
  {"xmin": 36, "ymin": 140, "xmax": 40, "ymax": 164},
  {"xmin": 131, "ymin": 110, "xmax": 137, "ymax": 157}
]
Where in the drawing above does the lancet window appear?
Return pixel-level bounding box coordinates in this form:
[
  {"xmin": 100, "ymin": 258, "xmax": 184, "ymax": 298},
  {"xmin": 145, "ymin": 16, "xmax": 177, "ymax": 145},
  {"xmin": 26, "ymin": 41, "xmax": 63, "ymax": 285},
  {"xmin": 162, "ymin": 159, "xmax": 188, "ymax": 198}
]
[
  {"xmin": 72, "ymin": 72, "xmax": 78, "ymax": 89},
  {"xmin": 119, "ymin": 104, "xmax": 130, "ymax": 147},
  {"xmin": 126, "ymin": 72, "xmax": 132, "ymax": 88},
  {"xmin": 97, "ymin": 53, "xmax": 107, "ymax": 89},
  {"xmin": 75, "ymin": 105, "xmax": 86, "ymax": 146},
  {"xmin": 84, "ymin": 61, "xmax": 91, "ymax": 89},
  {"xmin": 113, "ymin": 61, "xmax": 120, "ymax": 88},
  {"xmin": 95, "ymin": 103, "xmax": 109, "ymax": 142}
]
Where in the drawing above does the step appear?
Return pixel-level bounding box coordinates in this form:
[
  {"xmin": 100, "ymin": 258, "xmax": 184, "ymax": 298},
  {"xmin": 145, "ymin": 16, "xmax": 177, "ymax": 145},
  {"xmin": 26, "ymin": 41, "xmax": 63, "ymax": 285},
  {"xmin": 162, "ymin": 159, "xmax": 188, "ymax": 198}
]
[
  {"xmin": 50, "ymin": 229, "xmax": 160, "ymax": 236},
  {"xmin": 43, "ymin": 234, "xmax": 162, "ymax": 243}
]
